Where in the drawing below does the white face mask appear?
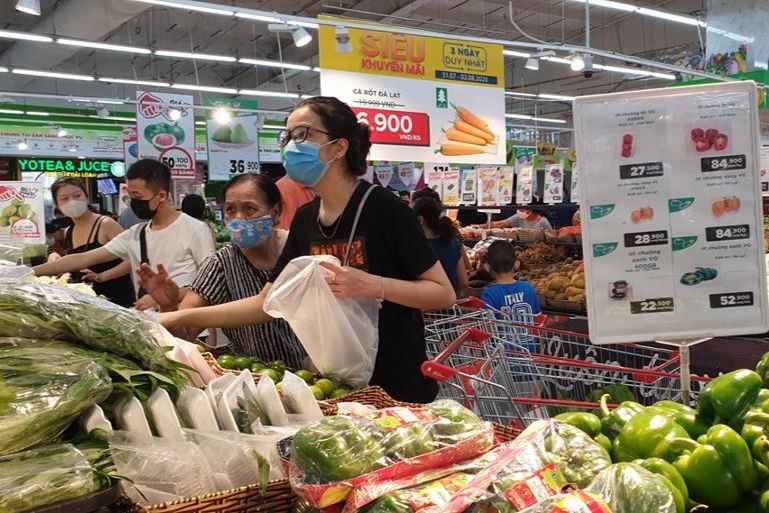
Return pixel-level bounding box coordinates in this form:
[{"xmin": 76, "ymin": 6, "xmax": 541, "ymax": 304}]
[{"xmin": 59, "ymin": 199, "xmax": 89, "ymax": 219}]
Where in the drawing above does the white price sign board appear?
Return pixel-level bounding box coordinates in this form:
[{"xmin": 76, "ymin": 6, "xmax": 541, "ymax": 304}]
[
  {"xmin": 477, "ymin": 167, "xmax": 499, "ymax": 206},
  {"xmin": 206, "ymin": 117, "xmax": 260, "ymax": 181},
  {"xmin": 442, "ymin": 168, "xmax": 460, "ymax": 206},
  {"xmin": 136, "ymin": 91, "xmax": 196, "ymax": 179},
  {"xmin": 0, "ymin": 182, "xmax": 45, "ymax": 249},
  {"xmin": 761, "ymin": 147, "xmax": 769, "ymax": 197},
  {"xmin": 574, "ymin": 82, "xmax": 768, "ymax": 344},
  {"xmin": 516, "ymin": 165, "xmax": 534, "ymax": 205},
  {"xmin": 544, "ymin": 164, "xmax": 564, "ymax": 204}
]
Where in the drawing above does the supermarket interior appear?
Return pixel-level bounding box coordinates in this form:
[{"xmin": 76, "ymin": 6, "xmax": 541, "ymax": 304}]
[{"xmin": 2, "ymin": 0, "xmax": 769, "ymax": 512}]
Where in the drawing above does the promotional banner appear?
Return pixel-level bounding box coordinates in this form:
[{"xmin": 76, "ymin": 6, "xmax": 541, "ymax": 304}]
[
  {"xmin": 205, "ymin": 97, "xmax": 261, "ymax": 182},
  {"xmin": 544, "ymin": 164, "xmax": 564, "ymax": 204},
  {"xmin": 136, "ymin": 91, "xmax": 195, "ymax": 179},
  {"xmin": 0, "ymin": 125, "xmax": 123, "ymax": 158},
  {"xmin": 574, "ymin": 82, "xmax": 768, "ymax": 344},
  {"xmin": 0, "ymin": 182, "xmax": 46, "ymax": 253},
  {"xmin": 319, "ymin": 18, "xmax": 505, "ymax": 164}
]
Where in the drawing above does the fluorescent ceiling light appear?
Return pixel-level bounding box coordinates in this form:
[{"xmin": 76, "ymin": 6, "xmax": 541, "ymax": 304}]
[
  {"xmin": 0, "ymin": 29, "xmax": 52, "ymax": 42},
  {"xmin": 195, "ymin": 120, "xmax": 207, "ymax": 126},
  {"xmin": 234, "ymin": 12, "xmax": 282, "ymax": 23},
  {"xmin": 0, "ymin": 109, "xmax": 24, "ymax": 114},
  {"xmin": 239, "ymin": 58, "xmax": 312, "ymax": 71},
  {"xmin": 172, "ymin": 83, "xmax": 238, "ymax": 94},
  {"xmin": 532, "ymin": 117, "xmax": 567, "ymax": 124},
  {"xmin": 57, "ymin": 129, "xmax": 68, "ymax": 137},
  {"xmin": 156, "ymin": 50, "xmax": 236, "ymax": 62},
  {"xmin": 57, "ymin": 38, "xmax": 151, "ymax": 55},
  {"xmin": 503, "ymin": 49, "xmax": 531, "ymax": 58},
  {"xmin": 0, "ymin": 67, "xmax": 7, "ymax": 73},
  {"xmin": 88, "ymin": 115, "xmax": 137, "ymax": 122},
  {"xmin": 300, "ymin": 94, "xmax": 314, "ymax": 99},
  {"xmin": 506, "ymin": 114, "xmax": 533, "ymax": 120},
  {"xmin": 594, "ymin": 63, "xmax": 676, "ymax": 80},
  {"xmin": 99, "ymin": 77, "xmax": 171, "ymax": 87},
  {"xmin": 70, "ymin": 98, "xmax": 125, "ymax": 105},
  {"xmin": 567, "ymin": 0, "xmax": 637, "ymax": 12},
  {"xmin": 131, "ymin": 0, "xmax": 234, "ymax": 16},
  {"xmin": 539, "ymin": 93, "xmax": 576, "ymax": 101},
  {"xmin": 12, "ymin": 68, "xmax": 95, "ymax": 81},
  {"xmin": 239, "ymin": 89, "xmax": 300, "ymax": 98},
  {"xmin": 15, "ymin": 0, "xmax": 41, "ymax": 15},
  {"xmin": 637, "ymin": 7, "xmax": 701, "ymax": 26},
  {"xmin": 505, "ymin": 91, "xmax": 537, "ymax": 98},
  {"xmin": 17, "ymin": 141, "xmax": 28, "ymax": 150},
  {"xmin": 312, "ymin": 67, "xmax": 321, "ymax": 72},
  {"xmin": 542, "ymin": 56, "xmax": 572, "ymax": 65},
  {"xmin": 288, "ymin": 21, "xmax": 319, "ymax": 29},
  {"xmin": 26, "ymin": 111, "xmax": 50, "ymax": 116}
]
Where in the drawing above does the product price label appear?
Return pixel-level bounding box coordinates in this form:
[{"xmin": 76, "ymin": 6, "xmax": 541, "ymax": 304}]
[
  {"xmin": 623, "ymin": 230, "xmax": 669, "ymax": 248},
  {"xmin": 159, "ymin": 147, "xmax": 195, "ymax": 178},
  {"xmin": 354, "ymin": 107, "xmax": 430, "ymax": 147},
  {"xmin": 619, "ymin": 161, "xmax": 664, "ymax": 180},
  {"xmin": 701, "ymin": 154, "xmax": 747, "ymax": 172},
  {"xmin": 630, "ymin": 297, "xmax": 675, "ymax": 314},
  {"xmin": 229, "ymin": 159, "xmax": 260, "ymax": 174},
  {"xmin": 705, "ymin": 224, "xmax": 750, "ymax": 242},
  {"xmin": 709, "ymin": 291, "xmax": 754, "ymax": 309}
]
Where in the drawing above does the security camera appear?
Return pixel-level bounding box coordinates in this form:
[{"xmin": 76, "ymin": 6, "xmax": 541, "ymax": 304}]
[{"xmin": 583, "ymin": 70, "xmax": 594, "ymax": 79}]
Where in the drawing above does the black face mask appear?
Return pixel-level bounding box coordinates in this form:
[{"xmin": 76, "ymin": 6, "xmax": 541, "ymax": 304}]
[{"xmin": 130, "ymin": 193, "xmax": 159, "ymax": 220}]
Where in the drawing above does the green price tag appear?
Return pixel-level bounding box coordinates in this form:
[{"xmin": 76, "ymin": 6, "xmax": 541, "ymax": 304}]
[
  {"xmin": 592, "ymin": 242, "xmax": 618, "ymax": 257},
  {"xmin": 671, "ymin": 236, "xmax": 698, "ymax": 251},
  {"xmin": 590, "ymin": 204, "xmax": 615, "ymax": 220},
  {"xmin": 669, "ymin": 197, "xmax": 695, "ymax": 213}
]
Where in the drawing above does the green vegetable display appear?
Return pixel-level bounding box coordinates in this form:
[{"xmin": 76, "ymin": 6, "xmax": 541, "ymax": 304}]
[
  {"xmin": 648, "ymin": 400, "xmax": 710, "ymax": 439},
  {"xmin": 586, "ymin": 463, "xmax": 677, "ymax": 513},
  {"xmin": 635, "ymin": 458, "xmax": 689, "ymax": 513},
  {"xmin": 429, "ymin": 400, "xmax": 485, "ymax": 442},
  {"xmin": 598, "ymin": 393, "xmax": 645, "ymax": 440},
  {"xmin": 362, "ymin": 473, "xmax": 473, "ymax": 513},
  {"xmin": 612, "ymin": 410, "xmax": 689, "ymax": 462},
  {"xmin": 292, "ymin": 416, "xmax": 385, "ymax": 483},
  {"xmin": 382, "ymin": 423, "xmax": 436, "ymax": 460},
  {"xmin": 757, "ymin": 353, "xmax": 769, "ymax": 387},
  {"xmin": 652, "ymin": 425, "xmax": 756, "ymax": 509},
  {"xmin": 740, "ymin": 398, "xmax": 769, "ymax": 466},
  {"xmin": 697, "ymin": 369, "xmax": 763, "ymax": 429},
  {"xmin": 553, "ymin": 412, "xmax": 602, "ymax": 438}
]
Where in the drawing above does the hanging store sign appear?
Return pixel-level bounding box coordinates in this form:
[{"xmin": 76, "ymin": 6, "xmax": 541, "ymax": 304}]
[
  {"xmin": 16, "ymin": 157, "xmax": 123, "ymax": 178},
  {"xmin": 136, "ymin": 91, "xmax": 195, "ymax": 179}
]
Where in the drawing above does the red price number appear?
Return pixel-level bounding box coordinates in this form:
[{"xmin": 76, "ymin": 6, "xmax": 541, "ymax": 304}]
[{"xmin": 353, "ymin": 107, "xmax": 430, "ymax": 147}]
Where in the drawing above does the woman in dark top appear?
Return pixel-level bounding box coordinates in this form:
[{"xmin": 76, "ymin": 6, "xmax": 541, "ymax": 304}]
[
  {"xmin": 412, "ymin": 197, "xmax": 468, "ymax": 295},
  {"xmin": 48, "ymin": 177, "xmax": 135, "ymax": 307},
  {"xmin": 146, "ymin": 96, "xmax": 456, "ymax": 403}
]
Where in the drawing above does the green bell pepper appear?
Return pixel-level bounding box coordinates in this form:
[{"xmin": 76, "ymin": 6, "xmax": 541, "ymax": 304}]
[
  {"xmin": 599, "ymin": 393, "xmax": 645, "ymax": 440},
  {"xmin": 554, "ymin": 412, "xmax": 602, "ymax": 438},
  {"xmin": 741, "ymin": 400, "xmax": 769, "ymax": 464},
  {"xmin": 757, "ymin": 352, "xmax": 769, "ymax": 386},
  {"xmin": 634, "ymin": 458, "xmax": 688, "ymax": 513},
  {"xmin": 697, "ymin": 369, "xmax": 763, "ymax": 429},
  {"xmin": 648, "ymin": 400, "xmax": 710, "ymax": 439},
  {"xmin": 652, "ymin": 425, "xmax": 756, "ymax": 509},
  {"xmin": 594, "ymin": 433, "xmax": 613, "ymax": 454},
  {"xmin": 613, "ymin": 410, "xmax": 690, "ymax": 462}
]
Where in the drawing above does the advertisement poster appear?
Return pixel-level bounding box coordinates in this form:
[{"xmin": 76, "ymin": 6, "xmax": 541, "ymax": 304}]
[
  {"xmin": 136, "ymin": 91, "xmax": 195, "ymax": 179},
  {"xmin": 0, "ymin": 125, "xmax": 123, "ymax": 158},
  {"xmin": 498, "ymin": 167, "xmax": 514, "ymax": 205},
  {"xmin": 0, "ymin": 182, "xmax": 45, "ymax": 252},
  {"xmin": 123, "ymin": 126, "xmax": 138, "ymax": 169},
  {"xmin": 319, "ymin": 18, "xmax": 505, "ymax": 164},
  {"xmin": 442, "ymin": 169, "xmax": 460, "ymax": 206},
  {"xmin": 460, "ymin": 168, "xmax": 477, "ymax": 204},
  {"xmin": 374, "ymin": 163, "xmax": 394, "ymax": 188},
  {"xmin": 571, "ymin": 164, "xmax": 581, "ymax": 204},
  {"xmin": 477, "ymin": 168, "xmax": 498, "ymax": 206},
  {"xmin": 761, "ymin": 147, "xmax": 769, "ymax": 196},
  {"xmin": 426, "ymin": 169, "xmax": 444, "ymax": 198},
  {"xmin": 205, "ymin": 97, "xmax": 261, "ymax": 181},
  {"xmin": 118, "ymin": 183, "xmax": 130, "ymax": 214},
  {"xmin": 574, "ymin": 82, "xmax": 768, "ymax": 344},
  {"xmin": 544, "ymin": 164, "xmax": 564, "ymax": 204},
  {"xmin": 516, "ymin": 165, "xmax": 534, "ymax": 205},
  {"xmin": 511, "ymin": 146, "xmax": 536, "ymax": 170}
]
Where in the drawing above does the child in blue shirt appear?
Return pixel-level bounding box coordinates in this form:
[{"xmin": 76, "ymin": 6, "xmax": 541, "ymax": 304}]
[{"xmin": 480, "ymin": 240, "xmax": 542, "ymax": 350}]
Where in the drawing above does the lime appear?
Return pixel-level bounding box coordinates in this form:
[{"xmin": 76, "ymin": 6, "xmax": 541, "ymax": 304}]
[
  {"xmin": 315, "ymin": 378, "xmax": 335, "ymax": 397},
  {"xmin": 233, "ymin": 356, "xmax": 253, "ymax": 370},
  {"xmin": 308, "ymin": 385, "xmax": 326, "ymax": 400},
  {"xmin": 194, "ymin": 344, "xmax": 206, "ymax": 353},
  {"xmin": 216, "ymin": 355, "xmax": 235, "ymax": 369},
  {"xmin": 268, "ymin": 360, "xmax": 287, "ymax": 373},
  {"xmin": 275, "ymin": 382, "xmax": 282, "ymax": 392},
  {"xmin": 260, "ymin": 368, "xmax": 282, "ymax": 383},
  {"xmin": 250, "ymin": 362, "xmax": 266, "ymax": 373},
  {"xmin": 329, "ymin": 388, "xmax": 350, "ymax": 399},
  {"xmin": 295, "ymin": 369, "xmax": 315, "ymax": 384}
]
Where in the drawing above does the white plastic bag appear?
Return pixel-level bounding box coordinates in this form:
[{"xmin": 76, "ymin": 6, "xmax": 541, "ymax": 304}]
[{"xmin": 264, "ymin": 255, "xmax": 379, "ymax": 388}]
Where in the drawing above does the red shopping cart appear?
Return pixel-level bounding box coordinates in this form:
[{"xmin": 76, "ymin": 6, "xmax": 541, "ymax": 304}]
[{"xmin": 422, "ymin": 300, "xmax": 710, "ymax": 429}]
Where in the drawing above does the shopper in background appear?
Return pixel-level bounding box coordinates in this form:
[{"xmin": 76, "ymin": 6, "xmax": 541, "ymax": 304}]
[
  {"xmin": 181, "ymin": 193, "xmax": 216, "ymax": 245},
  {"xmin": 46, "ymin": 177, "xmax": 135, "ymax": 307},
  {"xmin": 487, "ymin": 206, "xmax": 552, "ymax": 230},
  {"xmin": 117, "ymin": 204, "xmax": 143, "ymax": 230},
  {"xmin": 137, "ymin": 174, "xmax": 305, "ymax": 368},
  {"xmin": 46, "ymin": 208, "xmax": 72, "ymax": 260},
  {"xmin": 412, "ymin": 197, "xmax": 468, "ymax": 296},
  {"xmin": 34, "ymin": 159, "xmax": 215, "ymax": 311},
  {"xmin": 149, "ymin": 96, "xmax": 455, "ymax": 403},
  {"xmin": 398, "ymin": 190, "xmax": 411, "ymax": 204},
  {"xmin": 411, "ymin": 187, "xmax": 472, "ymax": 273},
  {"xmin": 275, "ymin": 175, "xmax": 314, "ymax": 229}
]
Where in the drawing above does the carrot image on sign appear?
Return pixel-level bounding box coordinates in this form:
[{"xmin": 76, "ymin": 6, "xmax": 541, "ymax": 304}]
[
  {"xmin": 443, "ymin": 126, "xmax": 486, "ymax": 145},
  {"xmin": 436, "ymin": 143, "xmax": 486, "ymax": 156},
  {"xmin": 436, "ymin": 104, "xmax": 498, "ymax": 156}
]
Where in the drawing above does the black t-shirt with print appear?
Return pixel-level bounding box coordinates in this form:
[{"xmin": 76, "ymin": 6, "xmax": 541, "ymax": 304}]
[{"xmin": 270, "ymin": 181, "xmax": 440, "ymax": 403}]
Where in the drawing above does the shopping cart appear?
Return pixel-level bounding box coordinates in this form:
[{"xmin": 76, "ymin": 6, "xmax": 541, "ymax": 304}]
[{"xmin": 422, "ymin": 299, "xmax": 711, "ymax": 429}]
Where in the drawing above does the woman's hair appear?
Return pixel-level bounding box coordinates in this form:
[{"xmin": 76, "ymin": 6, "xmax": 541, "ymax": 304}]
[
  {"xmin": 51, "ymin": 177, "xmax": 87, "ymax": 205},
  {"xmin": 222, "ymin": 174, "xmax": 282, "ymax": 217},
  {"xmin": 412, "ymin": 197, "xmax": 457, "ymax": 242},
  {"xmin": 292, "ymin": 96, "xmax": 372, "ymax": 176},
  {"xmin": 411, "ymin": 187, "xmax": 441, "ymax": 204},
  {"xmin": 181, "ymin": 193, "xmax": 206, "ymax": 220}
]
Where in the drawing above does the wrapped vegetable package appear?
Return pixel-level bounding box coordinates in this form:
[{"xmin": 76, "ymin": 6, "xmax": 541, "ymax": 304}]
[
  {"xmin": 0, "ymin": 444, "xmax": 101, "ymax": 513},
  {"xmin": 290, "ymin": 400, "xmax": 495, "ymax": 508},
  {"xmin": 0, "ymin": 340, "xmax": 112, "ymax": 456},
  {"xmin": 585, "ymin": 463, "xmax": 677, "ymax": 513},
  {"xmin": 476, "ymin": 490, "xmax": 612, "ymax": 513}
]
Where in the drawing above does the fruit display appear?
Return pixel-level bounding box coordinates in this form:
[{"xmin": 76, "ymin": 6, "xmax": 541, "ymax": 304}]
[
  {"xmin": 526, "ymin": 258, "xmax": 585, "ymax": 303},
  {"xmin": 0, "ymin": 197, "xmax": 37, "ymax": 228},
  {"xmin": 211, "ymin": 122, "xmax": 251, "ymax": 146}
]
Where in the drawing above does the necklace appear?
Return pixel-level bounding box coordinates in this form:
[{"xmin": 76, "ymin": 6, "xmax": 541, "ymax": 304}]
[{"xmin": 316, "ymin": 182, "xmax": 359, "ymax": 239}]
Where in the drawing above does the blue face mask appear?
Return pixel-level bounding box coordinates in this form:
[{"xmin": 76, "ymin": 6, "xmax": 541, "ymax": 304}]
[
  {"xmin": 283, "ymin": 139, "xmax": 337, "ymax": 187},
  {"xmin": 227, "ymin": 216, "xmax": 272, "ymax": 249}
]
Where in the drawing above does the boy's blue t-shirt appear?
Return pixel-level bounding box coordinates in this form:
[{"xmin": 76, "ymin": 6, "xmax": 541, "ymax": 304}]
[{"xmin": 481, "ymin": 281, "xmax": 541, "ymax": 348}]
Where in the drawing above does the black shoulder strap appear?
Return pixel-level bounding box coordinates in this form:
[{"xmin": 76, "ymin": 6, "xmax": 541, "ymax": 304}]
[
  {"xmin": 87, "ymin": 216, "xmax": 104, "ymax": 245},
  {"xmin": 139, "ymin": 224, "xmax": 149, "ymax": 265}
]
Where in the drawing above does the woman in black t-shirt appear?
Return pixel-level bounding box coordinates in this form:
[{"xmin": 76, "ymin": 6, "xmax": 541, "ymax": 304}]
[{"xmin": 146, "ymin": 97, "xmax": 456, "ymax": 403}]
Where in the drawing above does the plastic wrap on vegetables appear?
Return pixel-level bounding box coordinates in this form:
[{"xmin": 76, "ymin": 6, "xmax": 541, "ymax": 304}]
[
  {"xmin": 0, "ymin": 444, "xmax": 101, "ymax": 513},
  {"xmin": 475, "ymin": 490, "xmax": 612, "ymax": 513},
  {"xmin": 362, "ymin": 472, "xmax": 475, "ymax": 513},
  {"xmin": 290, "ymin": 400, "xmax": 495, "ymax": 508},
  {"xmin": 0, "ymin": 340, "xmax": 112, "ymax": 456},
  {"xmin": 0, "ymin": 281, "xmax": 187, "ymax": 389},
  {"xmin": 586, "ymin": 463, "xmax": 677, "ymax": 513}
]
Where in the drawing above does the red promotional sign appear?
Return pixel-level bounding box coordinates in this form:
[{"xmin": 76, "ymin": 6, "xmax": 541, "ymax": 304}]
[{"xmin": 353, "ymin": 108, "xmax": 430, "ymax": 147}]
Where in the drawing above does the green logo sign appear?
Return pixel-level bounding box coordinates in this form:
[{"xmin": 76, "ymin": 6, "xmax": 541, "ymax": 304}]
[
  {"xmin": 590, "ymin": 204, "xmax": 615, "ymax": 220},
  {"xmin": 110, "ymin": 161, "xmax": 126, "ymax": 178},
  {"xmin": 17, "ymin": 158, "xmax": 113, "ymax": 177},
  {"xmin": 436, "ymin": 87, "xmax": 448, "ymax": 109},
  {"xmin": 672, "ymin": 236, "xmax": 698, "ymax": 251},
  {"xmin": 593, "ymin": 242, "xmax": 618, "ymax": 257},
  {"xmin": 669, "ymin": 197, "xmax": 695, "ymax": 213}
]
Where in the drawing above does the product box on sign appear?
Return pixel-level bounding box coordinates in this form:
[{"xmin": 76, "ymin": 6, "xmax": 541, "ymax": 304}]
[{"xmin": 574, "ymin": 81, "xmax": 769, "ymax": 343}]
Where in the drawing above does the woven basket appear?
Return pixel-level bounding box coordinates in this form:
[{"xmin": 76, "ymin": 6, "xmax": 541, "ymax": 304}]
[
  {"xmin": 517, "ymin": 228, "xmax": 545, "ymax": 243},
  {"xmin": 543, "ymin": 230, "xmax": 558, "ymax": 243},
  {"xmin": 547, "ymin": 298, "xmax": 586, "ymax": 314},
  {"xmin": 554, "ymin": 233, "xmax": 575, "ymax": 244}
]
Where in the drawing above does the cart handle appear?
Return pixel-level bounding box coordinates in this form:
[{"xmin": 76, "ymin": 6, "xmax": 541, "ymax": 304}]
[{"xmin": 421, "ymin": 327, "xmax": 490, "ymax": 382}]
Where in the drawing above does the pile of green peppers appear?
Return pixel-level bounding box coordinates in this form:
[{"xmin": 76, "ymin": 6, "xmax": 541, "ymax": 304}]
[{"xmin": 555, "ymin": 361, "xmax": 769, "ymax": 513}]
